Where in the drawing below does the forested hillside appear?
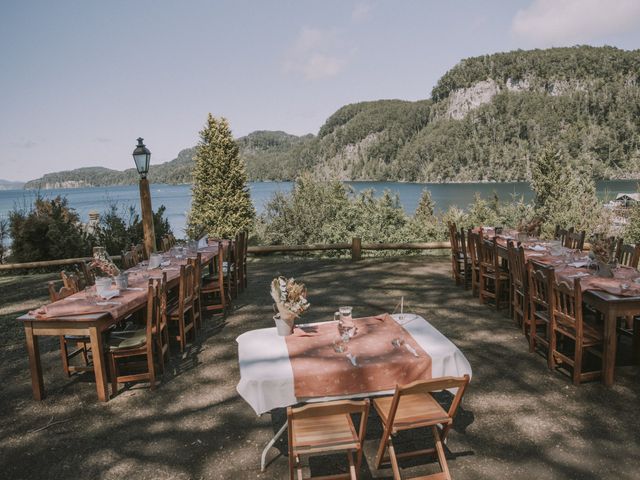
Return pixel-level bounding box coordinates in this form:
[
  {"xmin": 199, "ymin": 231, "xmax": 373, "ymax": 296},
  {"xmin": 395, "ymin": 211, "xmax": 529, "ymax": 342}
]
[{"xmin": 24, "ymin": 45, "xmax": 640, "ymax": 188}]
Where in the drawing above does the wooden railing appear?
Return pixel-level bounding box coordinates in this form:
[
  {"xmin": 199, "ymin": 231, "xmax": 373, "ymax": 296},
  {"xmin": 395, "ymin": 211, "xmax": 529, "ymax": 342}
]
[
  {"xmin": 248, "ymin": 238, "xmax": 451, "ymax": 260},
  {"xmin": 0, "ymin": 255, "xmax": 122, "ymax": 272},
  {"xmin": 0, "ymin": 238, "xmax": 450, "ymax": 271}
]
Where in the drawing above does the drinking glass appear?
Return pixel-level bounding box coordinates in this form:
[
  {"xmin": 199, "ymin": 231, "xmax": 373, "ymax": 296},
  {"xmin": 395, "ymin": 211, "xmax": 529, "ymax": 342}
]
[
  {"xmin": 339, "ymin": 306, "xmax": 356, "ymax": 338},
  {"xmin": 85, "ymin": 286, "xmax": 98, "ymax": 304},
  {"xmin": 332, "ymin": 336, "xmax": 348, "ymax": 353}
]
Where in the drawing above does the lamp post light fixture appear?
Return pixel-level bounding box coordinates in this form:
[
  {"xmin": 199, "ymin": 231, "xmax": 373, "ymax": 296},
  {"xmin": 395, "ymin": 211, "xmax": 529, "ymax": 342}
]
[{"xmin": 132, "ymin": 137, "xmax": 156, "ymax": 257}]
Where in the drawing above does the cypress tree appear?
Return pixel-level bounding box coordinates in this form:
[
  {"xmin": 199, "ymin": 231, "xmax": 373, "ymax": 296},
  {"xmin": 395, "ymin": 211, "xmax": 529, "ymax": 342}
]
[{"xmin": 187, "ymin": 114, "xmax": 255, "ymax": 238}]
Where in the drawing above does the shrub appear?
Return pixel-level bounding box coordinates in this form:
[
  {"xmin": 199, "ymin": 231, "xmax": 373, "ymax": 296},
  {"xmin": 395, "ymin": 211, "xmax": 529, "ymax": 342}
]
[{"xmin": 8, "ymin": 195, "xmax": 93, "ymax": 262}]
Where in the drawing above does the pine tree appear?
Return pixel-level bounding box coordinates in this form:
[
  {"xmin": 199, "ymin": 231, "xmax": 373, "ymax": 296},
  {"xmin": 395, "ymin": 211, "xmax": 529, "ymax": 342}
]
[
  {"xmin": 414, "ymin": 188, "xmax": 435, "ymax": 222},
  {"xmin": 187, "ymin": 114, "xmax": 255, "ymax": 238}
]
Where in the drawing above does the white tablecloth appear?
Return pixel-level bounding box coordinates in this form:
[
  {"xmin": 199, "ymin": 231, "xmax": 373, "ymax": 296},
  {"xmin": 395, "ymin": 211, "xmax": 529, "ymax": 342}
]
[{"xmin": 236, "ymin": 313, "xmax": 473, "ymax": 415}]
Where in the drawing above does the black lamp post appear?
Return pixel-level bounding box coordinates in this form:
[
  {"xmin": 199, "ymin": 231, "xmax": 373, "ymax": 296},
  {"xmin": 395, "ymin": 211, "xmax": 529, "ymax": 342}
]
[{"xmin": 132, "ymin": 138, "xmax": 156, "ymax": 256}]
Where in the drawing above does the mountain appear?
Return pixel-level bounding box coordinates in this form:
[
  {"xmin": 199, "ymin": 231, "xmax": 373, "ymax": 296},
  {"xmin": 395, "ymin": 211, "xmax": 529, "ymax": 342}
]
[
  {"xmin": 24, "ymin": 45, "xmax": 640, "ymax": 188},
  {"xmin": 0, "ymin": 179, "xmax": 25, "ymax": 190}
]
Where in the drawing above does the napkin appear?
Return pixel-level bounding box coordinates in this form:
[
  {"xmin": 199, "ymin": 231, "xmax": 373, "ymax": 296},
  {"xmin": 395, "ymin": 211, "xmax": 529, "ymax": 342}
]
[
  {"xmin": 160, "ymin": 260, "xmax": 171, "ymax": 267},
  {"xmin": 528, "ymin": 245, "xmax": 546, "ymax": 251},
  {"xmin": 101, "ymin": 289, "xmax": 120, "ymax": 300},
  {"xmin": 568, "ymin": 261, "xmax": 589, "ymax": 268}
]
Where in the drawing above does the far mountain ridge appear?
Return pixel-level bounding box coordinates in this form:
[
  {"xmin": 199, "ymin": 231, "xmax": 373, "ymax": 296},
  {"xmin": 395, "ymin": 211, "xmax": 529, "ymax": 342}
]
[{"xmin": 24, "ymin": 45, "xmax": 640, "ymax": 189}]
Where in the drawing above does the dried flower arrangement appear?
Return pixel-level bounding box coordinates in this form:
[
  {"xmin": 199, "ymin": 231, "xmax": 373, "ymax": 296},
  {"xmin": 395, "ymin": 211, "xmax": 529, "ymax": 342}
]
[
  {"xmin": 90, "ymin": 247, "xmax": 120, "ymax": 277},
  {"xmin": 270, "ymin": 276, "xmax": 310, "ymax": 320}
]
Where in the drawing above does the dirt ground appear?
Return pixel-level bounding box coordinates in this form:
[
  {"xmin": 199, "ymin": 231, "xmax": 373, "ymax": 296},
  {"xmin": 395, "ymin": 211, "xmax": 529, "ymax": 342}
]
[{"xmin": 1, "ymin": 256, "xmax": 639, "ymax": 480}]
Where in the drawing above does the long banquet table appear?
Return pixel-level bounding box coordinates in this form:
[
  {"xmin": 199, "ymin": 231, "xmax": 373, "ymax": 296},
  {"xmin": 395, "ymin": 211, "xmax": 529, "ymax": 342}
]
[
  {"xmin": 485, "ymin": 228, "xmax": 640, "ymax": 386},
  {"xmin": 18, "ymin": 245, "xmax": 219, "ymax": 402},
  {"xmin": 236, "ymin": 313, "xmax": 472, "ymax": 470}
]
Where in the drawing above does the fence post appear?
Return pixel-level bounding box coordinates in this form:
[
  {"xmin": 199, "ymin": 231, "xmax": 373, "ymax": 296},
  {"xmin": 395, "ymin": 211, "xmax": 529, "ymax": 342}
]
[{"xmin": 351, "ymin": 237, "xmax": 361, "ymax": 261}]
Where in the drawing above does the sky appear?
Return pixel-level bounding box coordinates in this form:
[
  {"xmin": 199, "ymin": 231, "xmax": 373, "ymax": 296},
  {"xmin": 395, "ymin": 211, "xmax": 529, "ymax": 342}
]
[{"xmin": 1, "ymin": 0, "xmax": 640, "ymax": 182}]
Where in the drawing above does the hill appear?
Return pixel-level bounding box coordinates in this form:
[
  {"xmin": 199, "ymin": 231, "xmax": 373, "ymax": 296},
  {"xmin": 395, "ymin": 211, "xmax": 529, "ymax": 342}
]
[
  {"xmin": 24, "ymin": 45, "xmax": 640, "ymax": 188},
  {"xmin": 0, "ymin": 179, "xmax": 25, "ymax": 190}
]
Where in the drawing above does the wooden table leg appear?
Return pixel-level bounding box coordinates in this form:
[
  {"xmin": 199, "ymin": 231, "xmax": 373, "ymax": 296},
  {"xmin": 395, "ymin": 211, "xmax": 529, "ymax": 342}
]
[
  {"xmin": 602, "ymin": 309, "xmax": 617, "ymax": 387},
  {"xmin": 89, "ymin": 326, "xmax": 109, "ymax": 402},
  {"xmin": 24, "ymin": 323, "xmax": 45, "ymax": 400}
]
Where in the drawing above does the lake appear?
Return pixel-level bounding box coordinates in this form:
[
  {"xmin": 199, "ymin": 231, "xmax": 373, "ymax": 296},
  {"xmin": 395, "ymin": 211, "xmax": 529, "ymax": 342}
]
[{"xmin": 0, "ymin": 180, "xmax": 638, "ymax": 238}]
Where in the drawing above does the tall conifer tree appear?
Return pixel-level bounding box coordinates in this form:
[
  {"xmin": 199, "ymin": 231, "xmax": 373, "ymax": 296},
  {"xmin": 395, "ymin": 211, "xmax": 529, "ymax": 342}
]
[{"xmin": 187, "ymin": 114, "xmax": 255, "ymax": 238}]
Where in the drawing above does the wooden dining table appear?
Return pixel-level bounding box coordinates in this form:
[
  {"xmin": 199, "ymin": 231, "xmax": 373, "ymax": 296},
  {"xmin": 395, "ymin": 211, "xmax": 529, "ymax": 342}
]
[
  {"xmin": 18, "ymin": 245, "xmax": 219, "ymax": 402},
  {"xmin": 484, "ymin": 228, "xmax": 640, "ymax": 386}
]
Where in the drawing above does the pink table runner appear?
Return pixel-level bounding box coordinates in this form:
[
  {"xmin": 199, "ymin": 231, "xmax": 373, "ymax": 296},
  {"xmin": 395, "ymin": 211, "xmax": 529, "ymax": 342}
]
[
  {"xmin": 284, "ymin": 313, "xmax": 432, "ymax": 398},
  {"xmin": 30, "ymin": 246, "xmax": 218, "ymax": 320}
]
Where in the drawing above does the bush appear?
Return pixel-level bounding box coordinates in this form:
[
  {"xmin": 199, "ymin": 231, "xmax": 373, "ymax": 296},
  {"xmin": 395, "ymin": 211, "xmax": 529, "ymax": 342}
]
[
  {"xmin": 8, "ymin": 195, "xmax": 93, "ymax": 262},
  {"xmin": 95, "ymin": 203, "xmax": 173, "ymax": 256}
]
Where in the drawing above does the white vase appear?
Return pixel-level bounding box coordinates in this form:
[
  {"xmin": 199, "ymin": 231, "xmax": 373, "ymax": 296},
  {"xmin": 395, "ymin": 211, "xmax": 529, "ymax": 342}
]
[{"xmin": 273, "ymin": 313, "xmax": 295, "ymax": 336}]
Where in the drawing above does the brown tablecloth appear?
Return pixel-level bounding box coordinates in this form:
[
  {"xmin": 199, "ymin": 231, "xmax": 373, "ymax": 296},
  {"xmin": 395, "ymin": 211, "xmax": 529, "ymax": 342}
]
[{"xmin": 284, "ymin": 313, "xmax": 432, "ymax": 398}]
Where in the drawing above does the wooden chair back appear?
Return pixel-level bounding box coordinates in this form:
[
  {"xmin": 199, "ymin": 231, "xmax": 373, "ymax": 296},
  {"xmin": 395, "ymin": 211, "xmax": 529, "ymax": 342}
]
[
  {"xmin": 160, "ymin": 236, "xmax": 171, "ymax": 253},
  {"xmin": 132, "ymin": 243, "xmax": 145, "ymax": 262},
  {"xmin": 447, "ymin": 222, "xmax": 459, "ymax": 252},
  {"xmin": 287, "ymin": 399, "xmax": 370, "ymax": 479},
  {"xmin": 385, "ymin": 375, "xmax": 470, "ymax": 433},
  {"xmin": 479, "ymin": 238, "xmax": 499, "ymax": 271},
  {"xmin": 60, "ymin": 271, "xmax": 81, "ymax": 292},
  {"xmin": 551, "ymin": 277, "xmax": 583, "ymax": 338},
  {"xmin": 79, "ymin": 261, "xmax": 95, "ymax": 286},
  {"xmin": 554, "ymin": 225, "xmax": 573, "ymax": 244},
  {"xmin": 565, "ymin": 230, "xmax": 585, "ymax": 250},
  {"xmin": 616, "ymin": 241, "xmax": 640, "ymax": 269},
  {"xmin": 188, "ymin": 253, "xmax": 203, "ymax": 329},
  {"xmin": 48, "ymin": 281, "xmax": 77, "ymax": 302},
  {"xmin": 177, "ymin": 263, "xmax": 196, "ymax": 314},
  {"xmin": 121, "ymin": 250, "xmax": 137, "ymax": 269},
  {"xmin": 507, "ymin": 242, "xmax": 526, "ymax": 290},
  {"xmin": 528, "ymin": 261, "xmax": 554, "ymax": 318}
]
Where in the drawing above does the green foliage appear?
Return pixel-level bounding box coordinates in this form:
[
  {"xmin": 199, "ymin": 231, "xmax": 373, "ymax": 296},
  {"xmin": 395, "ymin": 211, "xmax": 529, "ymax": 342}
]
[
  {"xmin": 531, "ymin": 146, "xmax": 605, "ymax": 237},
  {"xmin": 8, "ymin": 196, "xmax": 93, "ymax": 262},
  {"xmin": 625, "ymin": 202, "xmax": 640, "ymax": 243},
  {"xmin": 256, "ymin": 176, "xmax": 446, "ymax": 255},
  {"xmin": 187, "ymin": 114, "xmax": 255, "ymax": 239},
  {"xmin": 94, "ymin": 204, "xmax": 173, "ymax": 256},
  {"xmin": 0, "ymin": 217, "xmax": 9, "ymax": 263}
]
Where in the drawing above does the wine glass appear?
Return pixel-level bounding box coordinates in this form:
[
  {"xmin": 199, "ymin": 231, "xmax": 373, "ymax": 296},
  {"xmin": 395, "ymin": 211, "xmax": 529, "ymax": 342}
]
[{"xmin": 332, "ymin": 335, "xmax": 348, "ymax": 353}]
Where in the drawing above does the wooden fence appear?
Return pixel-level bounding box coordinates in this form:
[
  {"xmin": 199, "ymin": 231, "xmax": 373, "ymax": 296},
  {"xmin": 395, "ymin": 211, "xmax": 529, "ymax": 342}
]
[{"xmin": 0, "ymin": 238, "xmax": 450, "ymax": 271}]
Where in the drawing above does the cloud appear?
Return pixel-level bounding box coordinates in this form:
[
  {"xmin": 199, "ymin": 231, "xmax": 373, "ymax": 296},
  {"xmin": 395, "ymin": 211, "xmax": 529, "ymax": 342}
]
[
  {"xmin": 352, "ymin": 2, "xmax": 372, "ymax": 22},
  {"xmin": 511, "ymin": 0, "xmax": 640, "ymax": 46},
  {"xmin": 283, "ymin": 27, "xmax": 349, "ymax": 80}
]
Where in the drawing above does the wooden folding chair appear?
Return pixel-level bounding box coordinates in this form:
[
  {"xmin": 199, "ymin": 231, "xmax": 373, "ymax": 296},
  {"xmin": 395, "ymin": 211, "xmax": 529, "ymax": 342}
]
[
  {"xmin": 107, "ymin": 277, "xmax": 163, "ymax": 396},
  {"xmin": 373, "ymin": 375, "xmax": 470, "ymax": 480},
  {"xmin": 550, "ymin": 277, "xmax": 604, "ymax": 385},
  {"xmin": 288, "ymin": 399, "xmax": 370, "ymax": 480},
  {"xmin": 526, "ymin": 261, "xmax": 553, "ymax": 358},
  {"xmin": 478, "ymin": 238, "xmax": 510, "ymax": 310},
  {"xmin": 168, "ymin": 263, "xmax": 197, "ymax": 352},
  {"xmin": 48, "ymin": 281, "xmax": 92, "ymax": 377},
  {"xmin": 79, "ymin": 261, "xmax": 95, "ymax": 286}
]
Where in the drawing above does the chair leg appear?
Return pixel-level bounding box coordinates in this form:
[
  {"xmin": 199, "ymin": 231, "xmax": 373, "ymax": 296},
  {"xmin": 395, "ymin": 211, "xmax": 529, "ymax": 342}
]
[
  {"xmin": 148, "ymin": 350, "xmax": 156, "ymax": 391},
  {"xmin": 573, "ymin": 340, "xmax": 583, "ymax": 386},
  {"xmin": 347, "ymin": 451, "xmax": 357, "ymax": 480},
  {"xmin": 432, "ymin": 425, "xmax": 452, "ymax": 480},
  {"xmin": 59, "ymin": 336, "xmax": 71, "ymax": 377},
  {"xmin": 108, "ymin": 353, "xmax": 118, "ymax": 397},
  {"xmin": 374, "ymin": 433, "xmax": 390, "ymax": 469},
  {"xmin": 387, "ymin": 438, "xmax": 401, "ymax": 480},
  {"xmin": 178, "ymin": 315, "xmax": 186, "ymax": 352}
]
